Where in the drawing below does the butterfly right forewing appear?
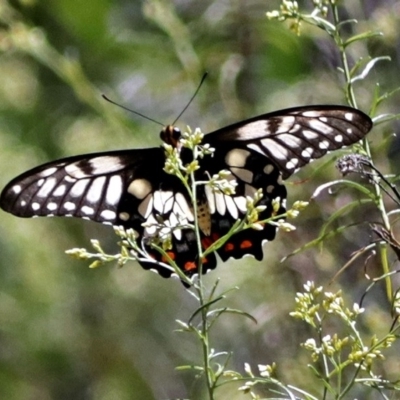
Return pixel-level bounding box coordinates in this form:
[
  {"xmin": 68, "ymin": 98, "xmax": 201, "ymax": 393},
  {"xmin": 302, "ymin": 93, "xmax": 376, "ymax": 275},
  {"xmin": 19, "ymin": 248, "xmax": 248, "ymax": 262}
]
[{"xmin": 204, "ymin": 105, "xmax": 372, "ymax": 179}]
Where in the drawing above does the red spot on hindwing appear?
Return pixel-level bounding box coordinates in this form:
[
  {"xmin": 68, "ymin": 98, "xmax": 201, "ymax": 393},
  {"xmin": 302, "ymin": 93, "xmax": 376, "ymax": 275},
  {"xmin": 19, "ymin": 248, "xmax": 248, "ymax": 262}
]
[
  {"xmin": 162, "ymin": 251, "xmax": 176, "ymax": 263},
  {"xmin": 224, "ymin": 242, "xmax": 235, "ymax": 252},
  {"xmin": 240, "ymin": 240, "xmax": 253, "ymax": 249},
  {"xmin": 184, "ymin": 261, "xmax": 197, "ymax": 271}
]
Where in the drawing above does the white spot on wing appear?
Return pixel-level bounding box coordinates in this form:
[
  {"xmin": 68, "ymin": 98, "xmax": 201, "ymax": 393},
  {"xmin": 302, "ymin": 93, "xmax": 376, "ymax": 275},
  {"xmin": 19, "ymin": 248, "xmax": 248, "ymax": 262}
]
[
  {"xmin": 169, "ymin": 212, "xmax": 179, "ymax": 230},
  {"xmin": 70, "ymin": 179, "xmax": 90, "ymax": 197},
  {"xmin": 301, "ymin": 111, "xmax": 321, "ymax": 117},
  {"xmin": 319, "ymin": 140, "xmax": 330, "ymax": 150},
  {"xmin": 274, "ymin": 116, "xmax": 296, "ymax": 133},
  {"xmin": 32, "ymin": 202, "xmax": 40, "ymax": 211},
  {"xmin": 153, "ymin": 191, "xmax": 174, "ymax": 213},
  {"xmin": 106, "ymin": 176, "xmax": 123, "ymax": 205},
  {"xmin": 266, "ymin": 185, "xmax": 275, "ymax": 193},
  {"xmin": 301, "ymin": 147, "xmax": 314, "ymax": 158},
  {"xmin": 100, "ymin": 210, "xmax": 116, "ymax": 220},
  {"xmin": 138, "ymin": 196, "xmax": 153, "ymax": 218},
  {"xmin": 237, "ymin": 121, "xmax": 269, "ymax": 139},
  {"xmin": 288, "ymin": 123, "xmax": 301, "ymax": 133},
  {"xmin": 234, "ymin": 197, "xmax": 247, "ymax": 213},
  {"xmin": 163, "ymin": 191, "xmax": 174, "ymax": 213},
  {"xmin": 53, "ymin": 185, "xmax": 66, "ymax": 197},
  {"xmin": 277, "ymin": 134, "xmax": 303, "ymax": 149},
  {"xmin": 334, "ymin": 134, "xmax": 343, "ymax": 143},
  {"xmin": 245, "ymin": 184, "xmax": 257, "ymax": 198},
  {"xmin": 47, "ymin": 202, "xmax": 58, "ymax": 211},
  {"xmin": 225, "ymin": 195, "xmax": 238, "ymax": 219},
  {"xmin": 128, "ymin": 179, "xmax": 152, "ymax": 200},
  {"xmin": 247, "ymin": 143, "xmax": 266, "ymax": 156},
  {"xmin": 144, "ymin": 214, "xmax": 157, "ymax": 235},
  {"xmin": 64, "ymin": 176, "xmax": 76, "ymax": 183},
  {"xmin": 205, "ymin": 186, "xmax": 216, "ymax": 214},
  {"xmin": 309, "ymin": 119, "xmax": 333, "ymax": 133},
  {"xmin": 119, "ymin": 212, "xmax": 130, "ymax": 221},
  {"xmin": 225, "ymin": 149, "xmax": 250, "ymax": 167},
  {"xmin": 285, "ymin": 159, "xmax": 298, "ymax": 170},
  {"xmin": 64, "ymin": 202, "xmax": 76, "ymax": 211},
  {"xmin": 169, "ymin": 215, "xmax": 182, "ymax": 240},
  {"xmin": 173, "ymin": 193, "xmax": 194, "ymax": 221},
  {"xmin": 259, "ymin": 138, "xmax": 289, "ymax": 160},
  {"xmin": 12, "ymin": 185, "xmax": 21, "ymax": 194},
  {"xmin": 263, "ymin": 164, "xmax": 274, "ymax": 174},
  {"xmin": 173, "ymin": 227, "xmax": 182, "ymax": 241},
  {"xmin": 345, "ymin": 112, "xmax": 354, "ymax": 121},
  {"xmin": 36, "ymin": 178, "xmax": 57, "ymax": 198},
  {"xmin": 86, "ymin": 177, "xmax": 106, "ymax": 203},
  {"xmin": 81, "ymin": 205, "xmax": 94, "ymax": 215},
  {"xmin": 40, "ymin": 167, "xmax": 57, "ymax": 178},
  {"xmin": 215, "ymin": 193, "xmax": 226, "ymax": 215},
  {"xmin": 230, "ymin": 167, "xmax": 253, "ymax": 183},
  {"xmin": 302, "ymin": 130, "xmax": 319, "ymax": 140},
  {"xmin": 89, "ymin": 156, "xmax": 124, "ymax": 173},
  {"xmin": 65, "ymin": 156, "xmax": 124, "ymax": 179}
]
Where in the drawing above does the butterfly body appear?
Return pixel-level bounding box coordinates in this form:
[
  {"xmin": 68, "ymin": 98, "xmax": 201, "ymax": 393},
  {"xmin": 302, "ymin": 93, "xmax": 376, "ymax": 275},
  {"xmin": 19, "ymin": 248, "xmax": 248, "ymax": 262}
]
[{"xmin": 0, "ymin": 105, "xmax": 372, "ymax": 280}]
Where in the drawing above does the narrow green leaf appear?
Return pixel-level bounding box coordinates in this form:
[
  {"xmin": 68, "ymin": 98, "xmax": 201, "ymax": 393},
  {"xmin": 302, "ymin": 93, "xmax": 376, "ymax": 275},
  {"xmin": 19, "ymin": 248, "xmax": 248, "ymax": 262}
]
[
  {"xmin": 373, "ymin": 113, "xmax": 400, "ymax": 125},
  {"xmin": 344, "ymin": 31, "xmax": 383, "ymax": 47},
  {"xmin": 312, "ymin": 180, "xmax": 375, "ymax": 200},
  {"xmin": 281, "ymin": 223, "xmax": 362, "ymax": 262},
  {"xmin": 188, "ymin": 296, "xmax": 225, "ymax": 325},
  {"xmin": 351, "ymin": 56, "xmax": 391, "ymax": 83},
  {"xmin": 207, "ymin": 308, "xmax": 258, "ymax": 324}
]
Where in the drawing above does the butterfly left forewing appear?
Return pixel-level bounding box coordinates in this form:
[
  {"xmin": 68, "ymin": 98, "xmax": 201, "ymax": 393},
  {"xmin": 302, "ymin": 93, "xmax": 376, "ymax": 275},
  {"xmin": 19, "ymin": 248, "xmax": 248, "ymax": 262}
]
[
  {"xmin": 0, "ymin": 149, "xmax": 164, "ymax": 223},
  {"xmin": 0, "ymin": 147, "xmax": 216, "ymax": 279}
]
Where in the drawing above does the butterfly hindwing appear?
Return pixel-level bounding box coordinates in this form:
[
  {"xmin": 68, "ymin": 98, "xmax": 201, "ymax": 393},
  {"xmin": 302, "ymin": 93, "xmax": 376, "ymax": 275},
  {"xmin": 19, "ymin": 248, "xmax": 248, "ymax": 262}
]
[{"xmin": 199, "ymin": 145, "xmax": 287, "ymax": 261}]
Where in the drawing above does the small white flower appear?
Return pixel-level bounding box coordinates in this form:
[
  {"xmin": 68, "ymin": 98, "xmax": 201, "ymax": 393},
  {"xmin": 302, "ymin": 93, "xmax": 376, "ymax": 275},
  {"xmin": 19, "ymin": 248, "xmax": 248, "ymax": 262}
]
[
  {"xmin": 258, "ymin": 364, "xmax": 271, "ymax": 377},
  {"xmin": 244, "ymin": 363, "xmax": 252, "ymax": 375},
  {"xmin": 303, "ymin": 338, "xmax": 317, "ymax": 350},
  {"xmin": 353, "ymin": 303, "xmax": 365, "ymax": 314},
  {"xmin": 322, "ymin": 335, "xmax": 331, "ymax": 344}
]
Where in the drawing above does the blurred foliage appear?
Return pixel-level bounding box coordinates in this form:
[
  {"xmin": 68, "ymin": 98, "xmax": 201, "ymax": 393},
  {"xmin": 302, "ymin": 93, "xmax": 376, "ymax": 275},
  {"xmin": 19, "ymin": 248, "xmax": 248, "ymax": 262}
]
[{"xmin": 0, "ymin": 0, "xmax": 400, "ymax": 399}]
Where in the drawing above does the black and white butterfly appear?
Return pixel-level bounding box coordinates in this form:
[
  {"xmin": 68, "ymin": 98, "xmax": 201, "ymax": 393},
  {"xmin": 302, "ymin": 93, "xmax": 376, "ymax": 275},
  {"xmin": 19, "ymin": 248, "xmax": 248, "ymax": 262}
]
[{"xmin": 0, "ymin": 105, "xmax": 372, "ymax": 279}]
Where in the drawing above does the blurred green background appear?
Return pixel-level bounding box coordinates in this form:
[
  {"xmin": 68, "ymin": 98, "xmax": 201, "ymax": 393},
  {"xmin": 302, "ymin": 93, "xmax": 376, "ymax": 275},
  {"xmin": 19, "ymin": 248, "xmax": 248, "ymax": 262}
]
[{"xmin": 0, "ymin": 1, "xmax": 399, "ymax": 399}]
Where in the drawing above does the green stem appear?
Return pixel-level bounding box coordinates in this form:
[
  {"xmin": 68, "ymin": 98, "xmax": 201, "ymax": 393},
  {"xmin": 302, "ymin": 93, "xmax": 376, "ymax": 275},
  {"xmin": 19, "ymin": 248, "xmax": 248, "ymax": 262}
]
[
  {"xmin": 190, "ymin": 146, "xmax": 215, "ymax": 400},
  {"xmin": 331, "ymin": 4, "xmax": 392, "ymax": 301}
]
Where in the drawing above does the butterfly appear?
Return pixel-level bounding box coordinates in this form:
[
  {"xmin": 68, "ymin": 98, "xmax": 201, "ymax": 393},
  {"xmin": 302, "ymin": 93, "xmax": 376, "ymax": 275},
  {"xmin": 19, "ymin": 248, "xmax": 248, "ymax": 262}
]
[{"xmin": 0, "ymin": 105, "xmax": 372, "ymax": 281}]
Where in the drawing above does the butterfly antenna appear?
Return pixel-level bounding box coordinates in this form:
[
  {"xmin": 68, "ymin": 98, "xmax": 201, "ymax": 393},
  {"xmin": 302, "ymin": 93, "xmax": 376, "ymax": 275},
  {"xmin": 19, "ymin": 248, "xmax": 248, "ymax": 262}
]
[
  {"xmin": 102, "ymin": 94, "xmax": 164, "ymax": 127},
  {"xmin": 172, "ymin": 72, "xmax": 208, "ymax": 126}
]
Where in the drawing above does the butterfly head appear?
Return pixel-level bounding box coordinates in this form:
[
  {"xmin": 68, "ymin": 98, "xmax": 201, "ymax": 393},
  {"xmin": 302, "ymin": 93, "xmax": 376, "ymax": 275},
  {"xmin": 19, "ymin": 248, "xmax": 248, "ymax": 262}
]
[{"xmin": 160, "ymin": 125, "xmax": 181, "ymax": 148}]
